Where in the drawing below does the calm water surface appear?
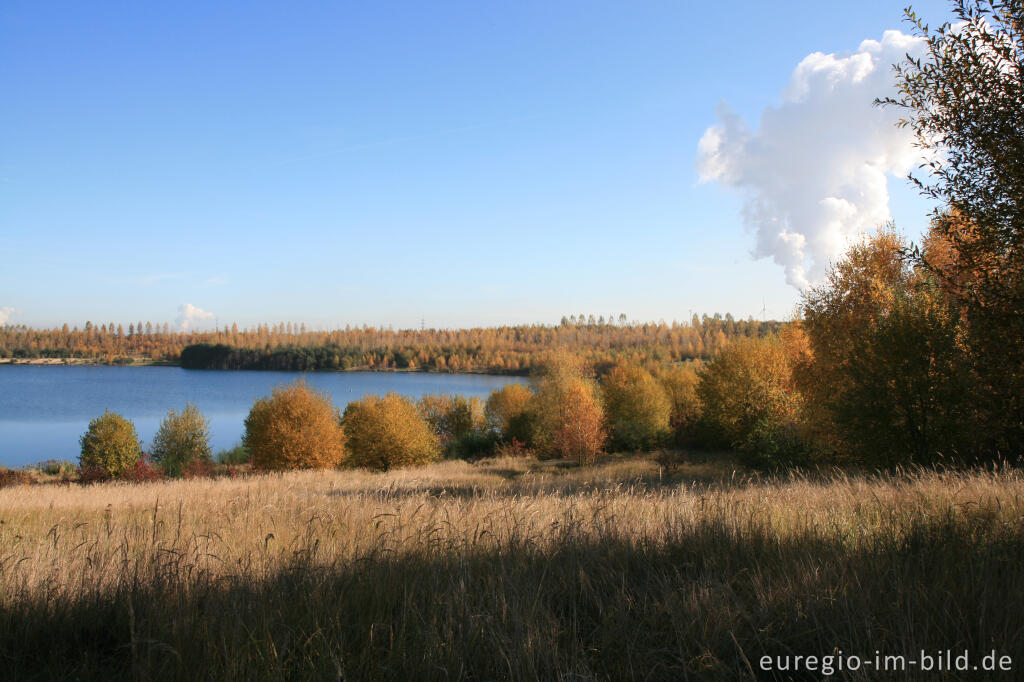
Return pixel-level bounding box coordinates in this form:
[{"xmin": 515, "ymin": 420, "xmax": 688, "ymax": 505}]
[{"xmin": 0, "ymin": 366, "xmax": 527, "ymax": 468}]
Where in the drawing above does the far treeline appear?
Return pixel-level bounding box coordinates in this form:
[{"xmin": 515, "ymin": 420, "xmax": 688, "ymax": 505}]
[{"xmin": 0, "ymin": 314, "xmax": 782, "ymax": 374}]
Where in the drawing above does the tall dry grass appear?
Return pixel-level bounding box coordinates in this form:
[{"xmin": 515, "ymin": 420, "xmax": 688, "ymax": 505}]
[{"xmin": 2, "ymin": 455, "xmax": 1023, "ymax": 679}]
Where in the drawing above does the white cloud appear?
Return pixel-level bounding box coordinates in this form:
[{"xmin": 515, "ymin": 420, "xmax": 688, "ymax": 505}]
[
  {"xmin": 0, "ymin": 306, "xmax": 19, "ymax": 324},
  {"xmin": 696, "ymin": 29, "xmax": 927, "ymax": 289},
  {"xmin": 175, "ymin": 303, "xmax": 215, "ymax": 332}
]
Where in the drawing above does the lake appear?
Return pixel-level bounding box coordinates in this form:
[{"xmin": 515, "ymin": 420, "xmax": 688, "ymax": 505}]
[{"xmin": 0, "ymin": 366, "xmax": 528, "ymax": 468}]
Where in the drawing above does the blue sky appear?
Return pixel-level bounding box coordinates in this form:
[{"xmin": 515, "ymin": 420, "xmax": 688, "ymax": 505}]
[{"xmin": 0, "ymin": 1, "xmax": 954, "ymax": 330}]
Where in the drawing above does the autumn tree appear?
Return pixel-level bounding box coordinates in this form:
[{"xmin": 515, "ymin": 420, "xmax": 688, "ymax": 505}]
[
  {"xmin": 2, "ymin": 313, "xmax": 780, "ymax": 372},
  {"xmin": 654, "ymin": 363, "xmax": 703, "ymax": 441},
  {"xmin": 529, "ymin": 352, "xmax": 606, "ymax": 460},
  {"xmin": 79, "ymin": 410, "xmax": 142, "ymax": 479},
  {"xmin": 417, "ymin": 394, "xmax": 484, "ymax": 443},
  {"xmin": 150, "ymin": 403, "xmax": 212, "ymax": 476},
  {"xmin": 243, "ymin": 380, "xmax": 346, "ymax": 471},
  {"xmin": 600, "ymin": 363, "xmax": 672, "ymax": 451},
  {"xmin": 418, "ymin": 393, "xmax": 495, "ymax": 458},
  {"xmin": 881, "ymin": 0, "xmax": 1024, "ymax": 455},
  {"xmin": 343, "ymin": 393, "xmax": 441, "ymax": 470},
  {"xmin": 800, "ymin": 228, "xmax": 972, "ymax": 464},
  {"xmin": 552, "ymin": 381, "xmax": 606, "ymax": 465},
  {"xmin": 698, "ymin": 331, "xmax": 807, "ymax": 466},
  {"xmin": 484, "ymin": 383, "xmax": 534, "ymax": 437}
]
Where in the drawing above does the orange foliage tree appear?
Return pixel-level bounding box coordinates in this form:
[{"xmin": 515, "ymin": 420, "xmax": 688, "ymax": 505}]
[
  {"xmin": 552, "ymin": 381, "xmax": 606, "ymax": 465},
  {"xmin": 1, "ymin": 314, "xmax": 782, "ymax": 372},
  {"xmin": 530, "ymin": 352, "xmax": 606, "ymax": 461}
]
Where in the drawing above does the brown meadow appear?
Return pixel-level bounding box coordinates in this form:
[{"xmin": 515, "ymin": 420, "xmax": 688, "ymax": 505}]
[{"xmin": 2, "ymin": 454, "xmax": 1023, "ymax": 679}]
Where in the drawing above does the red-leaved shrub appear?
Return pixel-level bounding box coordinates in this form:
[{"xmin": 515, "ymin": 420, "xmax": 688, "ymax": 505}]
[
  {"xmin": 122, "ymin": 457, "xmax": 165, "ymax": 483},
  {"xmin": 494, "ymin": 438, "xmax": 533, "ymax": 459},
  {"xmin": 78, "ymin": 465, "xmax": 110, "ymax": 485},
  {"xmin": 182, "ymin": 458, "xmax": 213, "ymax": 479},
  {"xmin": 0, "ymin": 468, "xmax": 33, "ymax": 488}
]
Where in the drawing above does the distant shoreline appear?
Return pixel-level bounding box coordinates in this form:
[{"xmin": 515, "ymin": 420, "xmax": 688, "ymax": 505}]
[
  {"xmin": 0, "ymin": 357, "xmax": 175, "ymax": 367},
  {"xmin": 0, "ymin": 358, "xmax": 527, "ymax": 376}
]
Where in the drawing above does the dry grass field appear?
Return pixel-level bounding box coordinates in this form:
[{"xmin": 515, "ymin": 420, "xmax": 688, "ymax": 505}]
[{"xmin": 2, "ymin": 454, "xmax": 1023, "ymax": 679}]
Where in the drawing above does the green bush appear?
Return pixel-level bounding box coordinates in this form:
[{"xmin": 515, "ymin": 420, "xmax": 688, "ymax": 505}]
[
  {"xmin": 215, "ymin": 443, "xmax": 251, "ymax": 465},
  {"xmin": 79, "ymin": 410, "xmax": 142, "ymax": 479},
  {"xmin": 448, "ymin": 430, "xmax": 500, "ymax": 460},
  {"xmin": 34, "ymin": 459, "xmax": 76, "ymax": 477},
  {"xmin": 505, "ymin": 411, "xmax": 537, "ymax": 446},
  {"xmin": 150, "ymin": 403, "xmax": 212, "ymax": 477}
]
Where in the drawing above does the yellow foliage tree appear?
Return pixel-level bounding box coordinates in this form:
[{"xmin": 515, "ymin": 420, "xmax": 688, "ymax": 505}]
[
  {"xmin": 800, "ymin": 228, "xmax": 971, "ymax": 464},
  {"xmin": 243, "ymin": 380, "xmax": 346, "ymax": 471},
  {"xmin": 601, "ymin": 363, "xmax": 671, "ymax": 451},
  {"xmin": 343, "ymin": 393, "xmax": 442, "ymax": 470},
  {"xmin": 79, "ymin": 410, "xmax": 142, "ymax": 479},
  {"xmin": 484, "ymin": 383, "xmax": 533, "ymax": 436},
  {"xmin": 654, "ymin": 363, "xmax": 703, "ymax": 437},
  {"xmin": 697, "ymin": 331, "xmax": 807, "ymax": 465}
]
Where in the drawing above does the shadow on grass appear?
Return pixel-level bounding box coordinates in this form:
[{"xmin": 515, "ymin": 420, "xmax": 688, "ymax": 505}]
[{"xmin": 3, "ymin": 514, "xmax": 1023, "ymax": 680}]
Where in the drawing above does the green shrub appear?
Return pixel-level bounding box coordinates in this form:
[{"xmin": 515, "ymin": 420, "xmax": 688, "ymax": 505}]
[
  {"xmin": 150, "ymin": 403, "xmax": 212, "ymax": 477},
  {"xmin": 79, "ymin": 410, "xmax": 142, "ymax": 479},
  {"xmin": 343, "ymin": 393, "xmax": 441, "ymax": 470},
  {"xmin": 215, "ymin": 443, "xmax": 251, "ymax": 465},
  {"xmin": 448, "ymin": 430, "xmax": 500, "ymax": 460},
  {"xmin": 505, "ymin": 411, "xmax": 537, "ymax": 446},
  {"xmin": 34, "ymin": 459, "xmax": 76, "ymax": 477},
  {"xmin": 243, "ymin": 380, "xmax": 346, "ymax": 471}
]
